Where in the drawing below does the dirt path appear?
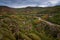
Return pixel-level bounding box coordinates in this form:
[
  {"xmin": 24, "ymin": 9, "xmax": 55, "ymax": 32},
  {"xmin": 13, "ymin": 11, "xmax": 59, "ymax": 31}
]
[{"xmin": 38, "ymin": 17, "xmax": 60, "ymax": 27}]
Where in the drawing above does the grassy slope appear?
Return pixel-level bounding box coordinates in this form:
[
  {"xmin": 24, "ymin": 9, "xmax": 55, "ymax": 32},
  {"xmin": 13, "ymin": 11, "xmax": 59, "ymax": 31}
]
[{"xmin": 0, "ymin": 6, "xmax": 60, "ymax": 40}]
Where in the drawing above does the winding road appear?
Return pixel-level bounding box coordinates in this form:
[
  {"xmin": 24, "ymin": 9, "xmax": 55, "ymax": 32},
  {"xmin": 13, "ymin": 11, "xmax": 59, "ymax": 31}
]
[{"xmin": 38, "ymin": 17, "xmax": 60, "ymax": 27}]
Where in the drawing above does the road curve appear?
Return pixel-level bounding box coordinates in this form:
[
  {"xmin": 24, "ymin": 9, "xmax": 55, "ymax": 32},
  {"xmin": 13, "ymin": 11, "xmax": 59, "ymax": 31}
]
[{"xmin": 37, "ymin": 17, "xmax": 60, "ymax": 27}]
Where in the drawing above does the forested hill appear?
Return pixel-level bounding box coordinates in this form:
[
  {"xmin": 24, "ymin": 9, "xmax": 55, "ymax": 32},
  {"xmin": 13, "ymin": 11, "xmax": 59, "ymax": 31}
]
[{"xmin": 0, "ymin": 6, "xmax": 60, "ymax": 40}]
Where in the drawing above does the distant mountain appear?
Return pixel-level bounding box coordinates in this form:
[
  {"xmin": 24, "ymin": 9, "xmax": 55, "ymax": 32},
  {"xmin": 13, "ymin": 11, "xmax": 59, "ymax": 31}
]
[
  {"xmin": 0, "ymin": 6, "xmax": 17, "ymax": 15},
  {"xmin": 15, "ymin": 6, "xmax": 60, "ymax": 15}
]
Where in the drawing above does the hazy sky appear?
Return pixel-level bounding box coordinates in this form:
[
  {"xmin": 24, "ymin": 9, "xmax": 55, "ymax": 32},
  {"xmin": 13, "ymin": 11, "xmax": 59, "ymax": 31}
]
[{"xmin": 0, "ymin": 0, "xmax": 60, "ymax": 8}]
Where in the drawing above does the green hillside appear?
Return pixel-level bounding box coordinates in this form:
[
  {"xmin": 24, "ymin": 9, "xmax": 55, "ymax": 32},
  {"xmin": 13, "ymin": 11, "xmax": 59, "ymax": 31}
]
[{"xmin": 0, "ymin": 6, "xmax": 60, "ymax": 40}]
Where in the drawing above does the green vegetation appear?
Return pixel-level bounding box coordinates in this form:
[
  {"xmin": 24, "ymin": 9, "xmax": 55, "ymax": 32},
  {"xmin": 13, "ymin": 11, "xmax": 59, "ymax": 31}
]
[
  {"xmin": 0, "ymin": 6, "xmax": 60, "ymax": 40},
  {"xmin": 47, "ymin": 14, "xmax": 60, "ymax": 25}
]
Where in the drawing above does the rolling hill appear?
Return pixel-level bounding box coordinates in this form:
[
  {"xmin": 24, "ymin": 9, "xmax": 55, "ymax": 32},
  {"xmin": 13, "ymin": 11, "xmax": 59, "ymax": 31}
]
[{"xmin": 0, "ymin": 6, "xmax": 60, "ymax": 40}]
